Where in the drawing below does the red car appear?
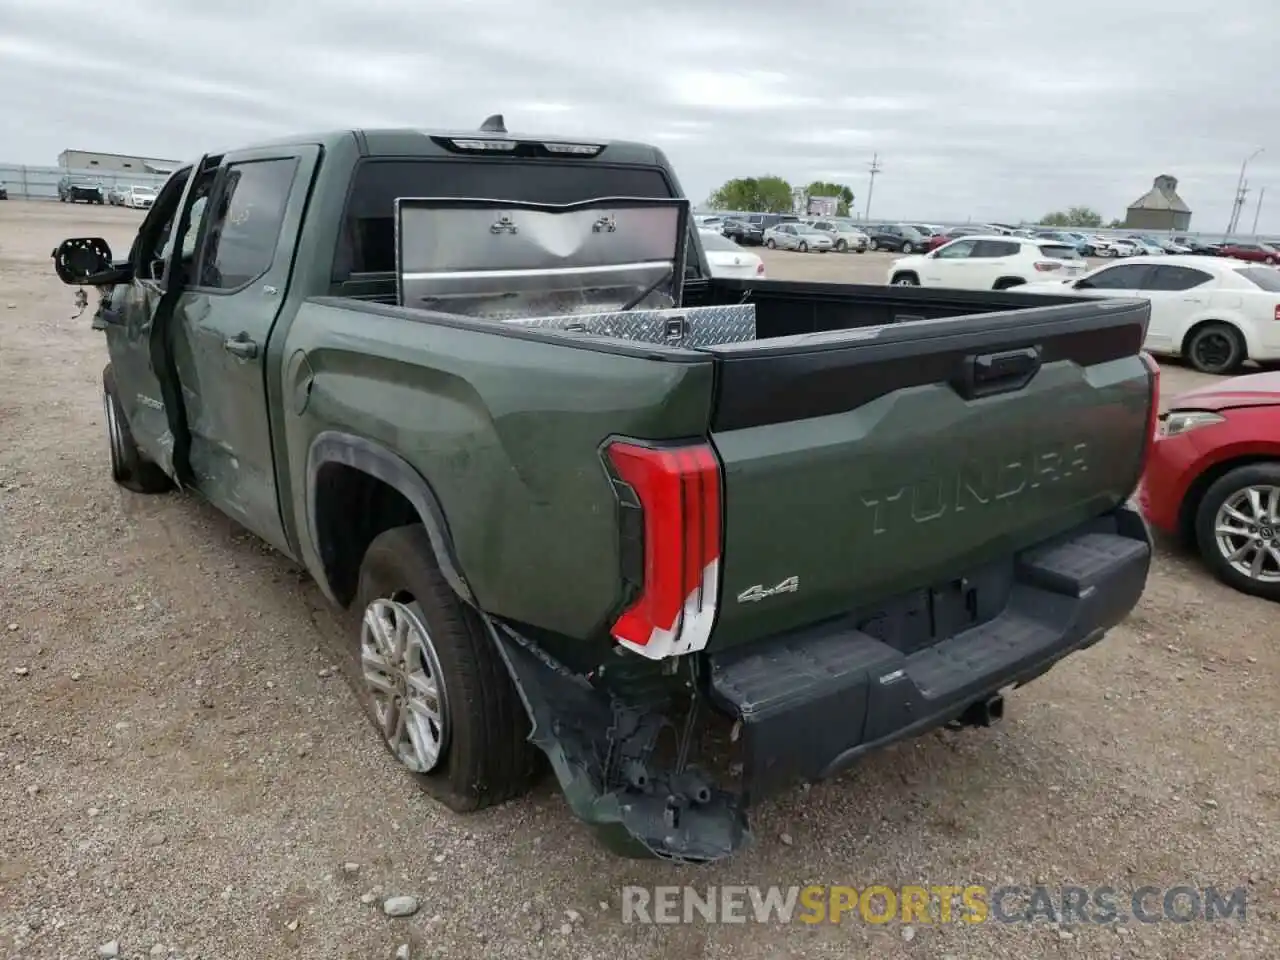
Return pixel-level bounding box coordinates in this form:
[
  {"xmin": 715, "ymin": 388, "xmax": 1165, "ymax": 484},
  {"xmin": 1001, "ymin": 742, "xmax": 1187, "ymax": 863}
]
[
  {"xmin": 1219, "ymin": 242, "xmax": 1279, "ymax": 265},
  {"xmin": 1139, "ymin": 370, "xmax": 1280, "ymax": 600},
  {"xmin": 924, "ymin": 228, "xmax": 983, "ymax": 252}
]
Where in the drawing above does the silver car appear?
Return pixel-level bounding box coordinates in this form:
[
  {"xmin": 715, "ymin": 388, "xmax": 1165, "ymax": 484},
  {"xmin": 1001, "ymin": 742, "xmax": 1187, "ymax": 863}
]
[
  {"xmin": 763, "ymin": 222, "xmax": 834, "ymax": 253},
  {"xmin": 806, "ymin": 218, "xmax": 869, "ymax": 253}
]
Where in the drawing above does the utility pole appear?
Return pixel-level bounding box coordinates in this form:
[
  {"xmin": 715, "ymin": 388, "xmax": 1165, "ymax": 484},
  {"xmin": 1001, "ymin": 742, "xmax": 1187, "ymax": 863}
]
[
  {"xmin": 1227, "ymin": 147, "xmax": 1264, "ymax": 235},
  {"xmin": 864, "ymin": 153, "xmax": 882, "ymax": 221},
  {"xmin": 1252, "ymin": 186, "xmax": 1266, "ymax": 235}
]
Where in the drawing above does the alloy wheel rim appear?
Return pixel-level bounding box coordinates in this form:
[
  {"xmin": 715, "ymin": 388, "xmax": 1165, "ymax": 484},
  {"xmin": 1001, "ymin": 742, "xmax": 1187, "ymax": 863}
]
[
  {"xmin": 1214, "ymin": 485, "xmax": 1280, "ymax": 583},
  {"xmin": 360, "ymin": 598, "xmax": 449, "ymax": 772}
]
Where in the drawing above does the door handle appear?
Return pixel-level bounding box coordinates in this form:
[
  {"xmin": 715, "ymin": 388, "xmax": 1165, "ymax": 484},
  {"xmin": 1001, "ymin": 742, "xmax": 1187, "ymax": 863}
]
[{"xmin": 223, "ymin": 333, "xmax": 259, "ymax": 360}]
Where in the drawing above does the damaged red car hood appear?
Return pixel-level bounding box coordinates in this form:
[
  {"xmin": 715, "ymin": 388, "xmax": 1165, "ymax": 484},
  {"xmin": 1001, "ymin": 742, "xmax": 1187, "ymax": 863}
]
[{"xmin": 1169, "ymin": 370, "xmax": 1280, "ymax": 412}]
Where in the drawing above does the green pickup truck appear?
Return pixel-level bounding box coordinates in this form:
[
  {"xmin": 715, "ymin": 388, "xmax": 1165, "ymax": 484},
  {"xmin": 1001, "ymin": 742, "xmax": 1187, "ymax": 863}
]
[{"xmin": 53, "ymin": 119, "xmax": 1159, "ymax": 863}]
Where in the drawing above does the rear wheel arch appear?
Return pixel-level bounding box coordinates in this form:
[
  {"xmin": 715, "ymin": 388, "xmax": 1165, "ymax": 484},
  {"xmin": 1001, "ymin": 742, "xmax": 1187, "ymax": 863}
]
[
  {"xmin": 306, "ymin": 432, "xmax": 473, "ymax": 608},
  {"xmin": 993, "ymin": 276, "xmax": 1026, "ymax": 290}
]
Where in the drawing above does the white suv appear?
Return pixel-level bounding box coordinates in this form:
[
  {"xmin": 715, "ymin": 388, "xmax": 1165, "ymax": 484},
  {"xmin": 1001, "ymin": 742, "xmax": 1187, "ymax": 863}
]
[{"xmin": 887, "ymin": 235, "xmax": 1087, "ymax": 290}]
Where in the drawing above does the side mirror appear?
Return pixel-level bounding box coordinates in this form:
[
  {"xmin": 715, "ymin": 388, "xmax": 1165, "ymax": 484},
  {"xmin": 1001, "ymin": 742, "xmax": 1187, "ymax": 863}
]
[{"xmin": 52, "ymin": 237, "xmax": 125, "ymax": 286}]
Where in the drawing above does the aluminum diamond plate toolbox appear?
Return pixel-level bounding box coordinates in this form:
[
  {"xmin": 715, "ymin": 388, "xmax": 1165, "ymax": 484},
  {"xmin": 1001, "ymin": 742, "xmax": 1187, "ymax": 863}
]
[{"xmin": 502, "ymin": 304, "xmax": 756, "ymax": 348}]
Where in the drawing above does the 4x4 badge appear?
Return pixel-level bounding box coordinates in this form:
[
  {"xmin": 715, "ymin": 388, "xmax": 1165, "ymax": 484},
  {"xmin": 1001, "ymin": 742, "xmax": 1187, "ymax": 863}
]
[{"xmin": 737, "ymin": 576, "xmax": 800, "ymax": 604}]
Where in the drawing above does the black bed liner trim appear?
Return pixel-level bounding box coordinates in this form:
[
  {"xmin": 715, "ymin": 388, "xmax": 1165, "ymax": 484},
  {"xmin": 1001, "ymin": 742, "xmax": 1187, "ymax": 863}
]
[{"xmin": 706, "ymin": 298, "xmax": 1149, "ymax": 432}]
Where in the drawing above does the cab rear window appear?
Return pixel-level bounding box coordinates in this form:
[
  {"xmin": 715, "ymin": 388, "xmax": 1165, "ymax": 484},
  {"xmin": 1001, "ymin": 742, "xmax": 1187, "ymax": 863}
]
[{"xmin": 335, "ymin": 159, "xmax": 674, "ymax": 278}]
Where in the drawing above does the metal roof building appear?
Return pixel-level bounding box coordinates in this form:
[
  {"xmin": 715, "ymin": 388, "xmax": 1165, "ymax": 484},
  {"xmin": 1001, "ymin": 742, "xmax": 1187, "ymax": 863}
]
[
  {"xmin": 1124, "ymin": 174, "xmax": 1192, "ymax": 231},
  {"xmin": 57, "ymin": 149, "xmax": 179, "ymax": 176}
]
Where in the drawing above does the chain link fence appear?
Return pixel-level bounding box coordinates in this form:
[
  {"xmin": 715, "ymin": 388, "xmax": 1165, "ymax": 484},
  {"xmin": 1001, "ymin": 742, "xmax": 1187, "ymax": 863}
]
[{"xmin": 0, "ymin": 163, "xmax": 170, "ymax": 201}]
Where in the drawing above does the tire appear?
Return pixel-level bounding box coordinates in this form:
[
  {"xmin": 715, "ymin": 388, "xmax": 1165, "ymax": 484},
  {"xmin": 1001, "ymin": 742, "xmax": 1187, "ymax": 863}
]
[
  {"xmin": 993, "ymin": 277, "xmax": 1025, "ymax": 290},
  {"xmin": 103, "ymin": 366, "xmax": 174, "ymax": 494},
  {"xmin": 1184, "ymin": 322, "xmax": 1245, "ymax": 375},
  {"xmin": 835, "ymin": 239, "xmax": 848, "ymax": 252},
  {"xmin": 901, "ymin": 242, "xmax": 914, "ymax": 254},
  {"xmin": 868, "ymin": 238, "xmax": 879, "ymax": 251},
  {"xmin": 1267, "ymin": 256, "xmax": 1277, "ymax": 265},
  {"xmin": 352, "ymin": 524, "xmax": 541, "ymax": 811},
  {"xmin": 891, "ymin": 272, "xmax": 920, "ymax": 286},
  {"xmin": 1194, "ymin": 463, "xmax": 1280, "ymax": 601},
  {"xmin": 797, "ymin": 241, "xmax": 808, "ymax": 253},
  {"xmin": 765, "ymin": 238, "xmax": 776, "ymax": 249}
]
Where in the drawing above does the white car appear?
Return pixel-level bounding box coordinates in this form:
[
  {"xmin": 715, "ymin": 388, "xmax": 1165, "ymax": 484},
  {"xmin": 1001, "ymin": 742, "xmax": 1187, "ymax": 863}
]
[
  {"xmin": 1020, "ymin": 255, "xmax": 1280, "ymax": 374},
  {"xmin": 697, "ymin": 230, "xmax": 765, "ymax": 279},
  {"xmin": 126, "ymin": 185, "xmax": 157, "ymax": 209},
  {"xmin": 802, "ymin": 218, "xmax": 868, "ymax": 253},
  {"xmin": 886, "ymin": 235, "xmax": 1087, "ymax": 290},
  {"xmin": 1124, "ymin": 237, "xmax": 1166, "ymax": 256},
  {"xmin": 763, "ymin": 222, "xmax": 833, "ymax": 253},
  {"xmin": 1092, "ymin": 236, "xmax": 1139, "ymax": 257}
]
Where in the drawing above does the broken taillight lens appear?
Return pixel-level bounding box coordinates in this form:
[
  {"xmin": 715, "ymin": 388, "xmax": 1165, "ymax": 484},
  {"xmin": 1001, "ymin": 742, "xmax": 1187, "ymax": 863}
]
[{"xmin": 603, "ymin": 440, "xmax": 722, "ymax": 660}]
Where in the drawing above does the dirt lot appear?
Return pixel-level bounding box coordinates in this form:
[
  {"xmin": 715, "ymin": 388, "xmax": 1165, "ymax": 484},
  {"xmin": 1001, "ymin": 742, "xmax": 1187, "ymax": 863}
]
[{"xmin": 1, "ymin": 200, "xmax": 1277, "ymax": 960}]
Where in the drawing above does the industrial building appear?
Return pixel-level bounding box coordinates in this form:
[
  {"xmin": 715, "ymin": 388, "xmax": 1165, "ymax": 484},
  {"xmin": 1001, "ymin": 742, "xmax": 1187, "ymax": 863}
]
[
  {"xmin": 57, "ymin": 149, "xmax": 179, "ymax": 176},
  {"xmin": 1123, "ymin": 174, "xmax": 1192, "ymax": 231}
]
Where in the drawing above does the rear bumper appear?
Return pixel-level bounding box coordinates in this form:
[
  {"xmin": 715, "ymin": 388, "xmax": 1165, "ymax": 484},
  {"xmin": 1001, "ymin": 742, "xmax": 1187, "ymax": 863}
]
[
  {"xmin": 708, "ymin": 510, "xmax": 1151, "ymax": 803},
  {"xmin": 492, "ymin": 507, "xmax": 1150, "ymax": 864}
]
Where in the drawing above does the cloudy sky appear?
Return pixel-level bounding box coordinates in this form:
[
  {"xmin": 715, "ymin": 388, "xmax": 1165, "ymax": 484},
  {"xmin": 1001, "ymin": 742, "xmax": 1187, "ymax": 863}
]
[{"xmin": 2, "ymin": 0, "xmax": 1277, "ymax": 230}]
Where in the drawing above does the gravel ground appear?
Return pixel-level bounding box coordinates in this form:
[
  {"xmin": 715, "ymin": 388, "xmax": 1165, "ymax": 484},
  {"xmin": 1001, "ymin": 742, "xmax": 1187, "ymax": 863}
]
[{"xmin": 1, "ymin": 200, "xmax": 1277, "ymax": 960}]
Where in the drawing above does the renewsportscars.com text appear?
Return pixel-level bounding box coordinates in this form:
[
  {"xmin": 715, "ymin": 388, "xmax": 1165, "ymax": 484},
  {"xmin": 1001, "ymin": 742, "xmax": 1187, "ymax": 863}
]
[{"xmin": 620, "ymin": 884, "xmax": 1248, "ymax": 926}]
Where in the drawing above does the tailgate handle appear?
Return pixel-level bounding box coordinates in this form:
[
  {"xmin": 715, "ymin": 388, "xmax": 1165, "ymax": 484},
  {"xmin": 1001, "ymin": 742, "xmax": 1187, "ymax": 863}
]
[{"xmin": 956, "ymin": 346, "xmax": 1041, "ymax": 399}]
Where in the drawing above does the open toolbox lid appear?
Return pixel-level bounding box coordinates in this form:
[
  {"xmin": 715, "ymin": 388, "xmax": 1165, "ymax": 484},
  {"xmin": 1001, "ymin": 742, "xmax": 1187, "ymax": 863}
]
[{"xmin": 395, "ymin": 195, "xmax": 690, "ymax": 319}]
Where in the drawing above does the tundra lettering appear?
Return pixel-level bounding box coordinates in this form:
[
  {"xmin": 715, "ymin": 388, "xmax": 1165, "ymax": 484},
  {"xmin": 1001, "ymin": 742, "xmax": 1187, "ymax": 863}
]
[{"xmin": 859, "ymin": 441, "xmax": 1091, "ymax": 536}]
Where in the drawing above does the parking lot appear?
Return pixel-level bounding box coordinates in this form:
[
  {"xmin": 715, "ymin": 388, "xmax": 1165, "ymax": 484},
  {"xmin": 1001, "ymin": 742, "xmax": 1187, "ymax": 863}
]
[{"xmin": 1, "ymin": 199, "xmax": 1277, "ymax": 960}]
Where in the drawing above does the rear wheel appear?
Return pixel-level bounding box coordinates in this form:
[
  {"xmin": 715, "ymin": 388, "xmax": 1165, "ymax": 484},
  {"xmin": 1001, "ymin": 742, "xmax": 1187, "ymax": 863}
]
[
  {"xmin": 993, "ymin": 277, "xmax": 1026, "ymax": 290},
  {"xmin": 901, "ymin": 242, "xmax": 914, "ymax": 254},
  {"xmin": 765, "ymin": 238, "xmax": 776, "ymax": 249},
  {"xmin": 1195, "ymin": 464, "xmax": 1280, "ymax": 601},
  {"xmin": 1184, "ymin": 322, "xmax": 1244, "ymax": 375},
  {"xmin": 798, "ymin": 241, "xmax": 808, "ymax": 253},
  {"xmin": 103, "ymin": 366, "xmax": 173, "ymax": 494},
  {"xmin": 891, "ymin": 272, "xmax": 920, "ymax": 286},
  {"xmin": 1267, "ymin": 256, "xmax": 1277, "ymax": 265},
  {"xmin": 868, "ymin": 238, "xmax": 879, "ymax": 251},
  {"xmin": 352, "ymin": 524, "xmax": 541, "ymax": 811},
  {"xmin": 835, "ymin": 239, "xmax": 848, "ymax": 252}
]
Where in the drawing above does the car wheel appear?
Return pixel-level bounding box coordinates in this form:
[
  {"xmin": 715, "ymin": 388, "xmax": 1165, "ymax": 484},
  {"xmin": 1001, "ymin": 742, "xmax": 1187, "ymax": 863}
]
[
  {"xmin": 891, "ymin": 272, "xmax": 920, "ymax": 286},
  {"xmin": 102, "ymin": 365, "xmax": 173, "ymax": 494},
  {"xmin": 1267, "ymin": 256, "xmax": 1277, "ymax": 265},
  {"xmin": 868, "ymin": 239, "xmax": 879, "ymax": 250},
  {"xmin": 798, "ymin": 241, "xmax": 808, "ymax": 253},
  {"xmin": 1184, "ymin": 322, "xmax": 1245, "ymax": 375},
  {"xmin": 1194, "ymin": 464, "xmax": 1280, "ymax": 601},
  {"xmin": 352, "ymin": 524, "xmax": 541, "ymax": 811},
  {"xmin": 901, "ymin": 242, "xmax": 914, "ymax": 254},
  {"xmin": 835, "ymin": 239, "xmax": 848, "ymax": 252},
  {"xmin": 993, "ymin": 277, "xmax": 1026, "ymax": 290},
  {"xmin": 765, "ymin": 239, "xmax": 776, "ymax": 249}
]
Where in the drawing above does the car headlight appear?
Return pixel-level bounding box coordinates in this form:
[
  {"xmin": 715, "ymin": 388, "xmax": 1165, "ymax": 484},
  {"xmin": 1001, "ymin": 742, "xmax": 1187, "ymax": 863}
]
[{"xmin": 1160, "ymin": 410, "xmax": 1225, "ymax": 437}]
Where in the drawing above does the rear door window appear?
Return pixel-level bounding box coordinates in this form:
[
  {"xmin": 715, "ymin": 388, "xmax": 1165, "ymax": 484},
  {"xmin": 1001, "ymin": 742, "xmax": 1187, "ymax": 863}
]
[
  {"xmin": 1078, "ymin": 264, "xmax": 1154, "ymax": 289},
  {"xmin": 337, "ymin": 159, "xmax": 674, "ymax": 277},
  {"xmin": 1146, "ymin": 265, "xmax": 1213, "ymax": 291},
  {"xmin": 972, "ymin": 240, "xmax": 1020, "ymax": 258}
]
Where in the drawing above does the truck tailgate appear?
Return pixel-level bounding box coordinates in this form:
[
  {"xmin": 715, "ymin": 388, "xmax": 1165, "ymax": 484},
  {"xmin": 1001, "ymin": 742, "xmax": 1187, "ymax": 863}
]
[{"xmin": 703, "ymin": 299, "xmax": 1154, "ymax": 648}]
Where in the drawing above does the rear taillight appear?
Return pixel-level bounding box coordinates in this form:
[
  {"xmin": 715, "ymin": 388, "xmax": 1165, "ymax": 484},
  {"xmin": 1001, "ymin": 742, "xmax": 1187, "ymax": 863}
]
[
  {"xmin": 1033, "ymin": 261, "xmax": 1062, "ymax": 272},
  {"xmin": 755, "ymin": 261, "xmax": 765, "ymax": 276},
  {"xmin": 1273, "ymin": 304, "xmax": 1280, "ymax": 322},
  {"xmin": 1139, "ymin": 351, "xmax": 1160, "ymax": 464},
  {"xmin": 603, "ymin": 440, "xmax": 722, "ymax": 660}
]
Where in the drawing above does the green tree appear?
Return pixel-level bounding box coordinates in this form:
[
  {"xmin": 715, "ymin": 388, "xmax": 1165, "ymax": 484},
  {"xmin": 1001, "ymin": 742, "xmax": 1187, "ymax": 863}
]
[
  {"xmin": 804, "ymin": 181, "xmax": 855, "ymax": 216},
  {"xmin": 707, "ymin": 176, "xmax": 794, "ymax": 213},
  {"xmin": 1039, "ymin": 205, "xmax": 1104, "ymax": 228}
]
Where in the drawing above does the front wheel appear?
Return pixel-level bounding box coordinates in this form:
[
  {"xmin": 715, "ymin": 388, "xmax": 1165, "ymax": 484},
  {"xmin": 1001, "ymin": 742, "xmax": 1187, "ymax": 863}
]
[
  {"xmin": 835, "ymin": 239, "xmax": 848, "ymax": 252},
  {"xmin": 1184, "ymin": 322, "xmax": 1245, "ymax": 375},
  {"xmin": 891, "ymin": 272, "xmax": 920, "ymax": 286},
  {"xmin": 868, "ymin": 238, "xmax": 879, "ymax": 251},
  {"xmin": 1267, "ymin": 256, "xmax": 1277, "ymax": 265},
  {"xmin": 352, "ymin": 524, "xmax": 541, "ymax": 811},
  {"xmin": 103, "ymin": 366, "xmax": 173, "ymax": 494},
  {"xmin": 1195, "ymin": 464, "xmax": 1280, "ymax": 601},
  {"xmin": 901, "ymin": 242, "xmax": 914, "ymax": 254},
  {"xmin": 765, "ymin": 238, "xmax": 776, "ymax": 249},
  {"xmin": 797, "ymin": 241, "xmax": 808, "ymax": 253}
]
